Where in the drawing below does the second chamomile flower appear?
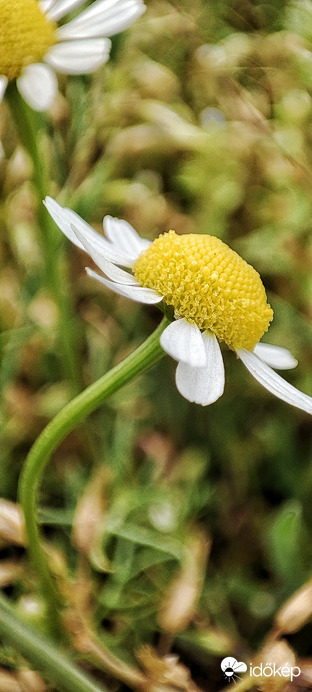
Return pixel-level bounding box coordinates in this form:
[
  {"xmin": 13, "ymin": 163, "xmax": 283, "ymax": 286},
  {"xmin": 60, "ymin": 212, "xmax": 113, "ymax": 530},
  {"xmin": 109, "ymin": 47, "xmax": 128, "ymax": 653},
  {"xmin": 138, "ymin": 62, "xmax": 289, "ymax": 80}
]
[
  {"xmin": 0, "ymin": 0, "xmax": 146, "ymax": 111},
  {"xmin": 45, "ymin": 196, "xmax": 312, "ymax": 414}
]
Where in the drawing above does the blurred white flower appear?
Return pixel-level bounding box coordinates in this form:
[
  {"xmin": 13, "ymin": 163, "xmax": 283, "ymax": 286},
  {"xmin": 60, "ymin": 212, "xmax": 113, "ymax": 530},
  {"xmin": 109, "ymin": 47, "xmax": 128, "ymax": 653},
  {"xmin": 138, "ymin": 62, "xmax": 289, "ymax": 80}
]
[
  {"xmin": 0, "ymin": 0, "xmax": 146, "ymax": 111},
  {"xmin": 44, "ymin": 196, "xmax": 312, "ymax": 415}
]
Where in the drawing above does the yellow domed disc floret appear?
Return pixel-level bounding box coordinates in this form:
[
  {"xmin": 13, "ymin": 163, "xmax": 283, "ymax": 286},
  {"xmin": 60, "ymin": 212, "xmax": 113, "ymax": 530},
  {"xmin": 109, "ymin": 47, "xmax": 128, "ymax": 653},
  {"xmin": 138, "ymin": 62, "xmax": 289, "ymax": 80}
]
[
  {"xmin": 0, "ymin": 0, "xmax": 57, "ymax": 80},
  {"xmin": 134, "ymin": 230, "xmax": 273, "ymax": 351}
]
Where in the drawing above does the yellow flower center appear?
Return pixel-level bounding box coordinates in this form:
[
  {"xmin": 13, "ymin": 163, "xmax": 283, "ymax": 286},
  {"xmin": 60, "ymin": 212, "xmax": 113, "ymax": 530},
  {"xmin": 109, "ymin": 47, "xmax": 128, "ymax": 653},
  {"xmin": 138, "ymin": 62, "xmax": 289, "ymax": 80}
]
[
  {"xmin": 134, "ymin": 231, "xmax": 273, "ymax": 351},
  {"xmin": 0, "ymin": 0, "xmax": 57, "ymax": 80}
]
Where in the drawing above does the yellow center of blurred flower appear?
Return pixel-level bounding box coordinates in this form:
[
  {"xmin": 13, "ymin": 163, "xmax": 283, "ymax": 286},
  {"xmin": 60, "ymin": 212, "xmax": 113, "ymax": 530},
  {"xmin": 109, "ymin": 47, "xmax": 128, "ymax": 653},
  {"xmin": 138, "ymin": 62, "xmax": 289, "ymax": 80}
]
[
  {"xmin": 0, "ymin": 0, "xmax": 56, "ymax": 80},
  {"xmin": 134, "ymin": 230, "xmax": 273, "ymax": 351}
]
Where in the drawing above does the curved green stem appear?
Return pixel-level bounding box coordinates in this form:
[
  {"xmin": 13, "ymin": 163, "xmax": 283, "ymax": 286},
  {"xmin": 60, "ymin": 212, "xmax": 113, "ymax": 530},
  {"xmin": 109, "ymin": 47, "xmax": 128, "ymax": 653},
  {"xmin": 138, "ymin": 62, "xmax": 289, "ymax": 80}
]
[
  {"xmin": 5, "ymin": 82, "xmax": 81, "ymax": 390},
  {"xmin": 0, "ymin": 592, "xmax": 109, "ymax": 692},
  {"xmin": 18, "ymin": 318, "xmax": 170, "ymax": 633}
]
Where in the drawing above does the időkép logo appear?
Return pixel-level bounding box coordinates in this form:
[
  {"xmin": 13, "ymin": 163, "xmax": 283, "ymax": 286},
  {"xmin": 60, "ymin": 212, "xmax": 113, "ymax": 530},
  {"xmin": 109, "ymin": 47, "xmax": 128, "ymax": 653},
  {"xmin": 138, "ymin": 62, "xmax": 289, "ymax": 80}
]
[{"xmin": 220, "ymin": 656, "xmax": 301, "ymax": 684}]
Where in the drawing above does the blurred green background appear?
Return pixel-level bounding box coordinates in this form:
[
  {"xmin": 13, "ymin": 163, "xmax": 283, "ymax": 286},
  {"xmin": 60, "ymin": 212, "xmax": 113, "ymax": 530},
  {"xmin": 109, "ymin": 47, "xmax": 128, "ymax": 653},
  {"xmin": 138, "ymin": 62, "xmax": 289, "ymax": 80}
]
[{"xmin": 1, "ymin": 1, "xmax": 312, "ymax": 690}]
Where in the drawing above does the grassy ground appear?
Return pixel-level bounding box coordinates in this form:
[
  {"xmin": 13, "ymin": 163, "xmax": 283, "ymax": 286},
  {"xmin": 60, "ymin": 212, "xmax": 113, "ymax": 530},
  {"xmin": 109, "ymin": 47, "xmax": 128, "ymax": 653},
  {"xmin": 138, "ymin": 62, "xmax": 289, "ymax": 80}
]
[{"xmin": 1, "ymin": 1, "xmax": 312, "ymax": 690}]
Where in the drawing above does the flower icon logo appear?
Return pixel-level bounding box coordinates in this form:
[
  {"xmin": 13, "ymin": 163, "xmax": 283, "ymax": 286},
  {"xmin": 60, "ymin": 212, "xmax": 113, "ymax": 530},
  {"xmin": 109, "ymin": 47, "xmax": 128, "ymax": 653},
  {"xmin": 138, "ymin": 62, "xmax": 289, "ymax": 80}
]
[{"xmin": 221, "ymin": 657, "xmax": 248, "ymax": 683}]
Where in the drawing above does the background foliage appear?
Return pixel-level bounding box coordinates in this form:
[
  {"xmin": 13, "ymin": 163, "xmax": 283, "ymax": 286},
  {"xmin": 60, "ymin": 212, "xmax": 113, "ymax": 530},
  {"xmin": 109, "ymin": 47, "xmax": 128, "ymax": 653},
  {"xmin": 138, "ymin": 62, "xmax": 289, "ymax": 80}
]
[{"xmin": 1, "ymin": 1, "xmax": 312, "ymax": 690}]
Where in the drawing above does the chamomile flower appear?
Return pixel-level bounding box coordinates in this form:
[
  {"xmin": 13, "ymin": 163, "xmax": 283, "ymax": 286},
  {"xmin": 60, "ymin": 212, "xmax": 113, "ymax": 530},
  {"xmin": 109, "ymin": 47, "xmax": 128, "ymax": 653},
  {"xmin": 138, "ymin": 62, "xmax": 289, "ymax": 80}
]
[
  {"xmin": 0, "ymin": 0, "xmax": 146, "ymax": 111},
  {"xmin": 44, "ymin": 196, "xmax": 312, "ymax": 414}
]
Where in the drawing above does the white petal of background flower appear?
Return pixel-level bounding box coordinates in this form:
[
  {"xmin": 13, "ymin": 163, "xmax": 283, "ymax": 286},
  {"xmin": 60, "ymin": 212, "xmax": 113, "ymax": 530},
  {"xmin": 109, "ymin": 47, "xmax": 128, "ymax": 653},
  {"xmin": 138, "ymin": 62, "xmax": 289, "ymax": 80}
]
[
  {"xmin": 175, "ymin": 331, "xmax": 225, "ymax": 406},
  {"xmin": 39, "ymin": 0, "xmax": 56, "ymax": 14},
  {"xmin": 42, "ymin": 0, "xmax": 87, "ymax": 22},
  {"xmin": 66, "ymin": 0, "xmax": 145, "ymax": 25},
  {"xmin": 238, "ymin": 348, "xmax": 312, "ymax": 414},
  {"xmin": 44, "ymin": 197, "xmax": 134, "ymax": 266},
  {"xmin": 17, "ymin": 64, "xmax": 58, "ymax": 111},
  {"xmin": 160, "ymin": 318, "xmax": 207, "ymax": 368},
  {"xmin": 73, "ymin": 227, "xmax": 140, "ymax": 284},
  {"xmin": 0, "ymin": 76, "xmax": 8, "ymax": 104},
  {"xmin": 253, "ymin": 343, "xmax": 298, "ymax": 370},
  {"xmin": 86, "ymin": 268, "xmax": 163, "ymax": 303},
  {"xmin": 104, "ymin": 216, "xmax": 151, "ymax": 258},
  {"xmin": 45, "ymin": 39, "xmax": 111, "ymax": 74},
  {"xmin": 57, "ymin": 0, "xmax": 146, "ymax": 40},
  {"xmin": 0, "ymin": 0, "xmax": 146, "ymax": 111}
]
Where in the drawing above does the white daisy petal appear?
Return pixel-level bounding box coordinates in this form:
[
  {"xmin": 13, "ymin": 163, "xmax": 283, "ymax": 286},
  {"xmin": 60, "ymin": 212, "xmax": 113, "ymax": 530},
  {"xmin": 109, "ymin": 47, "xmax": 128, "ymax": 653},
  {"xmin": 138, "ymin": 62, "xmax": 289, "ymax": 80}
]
[
  {"xmin": 0, "ymin": 76, "xmax": 8, "ymax": 103},
  {"xmin": 160, "ymin": 318, "xmax": 207, "ymax": 367},
  {"xmin": 43, "ymin": 0, "xmax": 86, "ymax": 21},
  {"xmin": 44, "ymin": 197, "xmax": 135, "ymax": 266},
  {"xmin": 44, "ymin": 196, "xmax": 89, "ymax": 250},
  {"xmin": 17, "ymin": 64, "xmax": 57, "ymax": 111},
  {"xmin": 86, "ymin": 268, "xmax": 163, "ymax": 304},
  {"xmin": 238, "ymin": 348, "xmax": 312, "ymax": 414},
  {"xmin": 73, "ymin": 227, "xmax": 139, "ymax": 284},
  {"xmin": 175, "ymin": 331, "xmax": 225, "ymax": 406},
  {"xmin": 45, "ymin": 39, "xmax": 111, "ymax": 75},
  {"xmin": 104, "ymin": 215, "xmax": 151, "ymax": 258},
  {"xmin": 57, "ymin": 0, "xmax": 146, "ymax": 40},
  {"xmin": 254, "ymin": 343, "xmax": 298, "ymax": 370},
  {"xmin": 69, "ymin": 223, "xmax": 134, "ymax": 266}
]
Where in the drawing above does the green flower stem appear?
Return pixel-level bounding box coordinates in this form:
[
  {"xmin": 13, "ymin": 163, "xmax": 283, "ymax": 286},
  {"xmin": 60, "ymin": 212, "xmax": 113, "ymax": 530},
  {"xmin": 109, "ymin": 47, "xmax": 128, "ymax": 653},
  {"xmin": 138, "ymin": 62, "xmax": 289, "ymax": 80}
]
[
  {"xmin": 18, "ymin": 317, "xmax": 170, "ymax": 633},
  {"xmin": 5, "ymin": 82, "xmax": 81, "ymax": 390},
  {"xmin": 0, "ymin": 592, "xmax": 109, "ymax": 692}
]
